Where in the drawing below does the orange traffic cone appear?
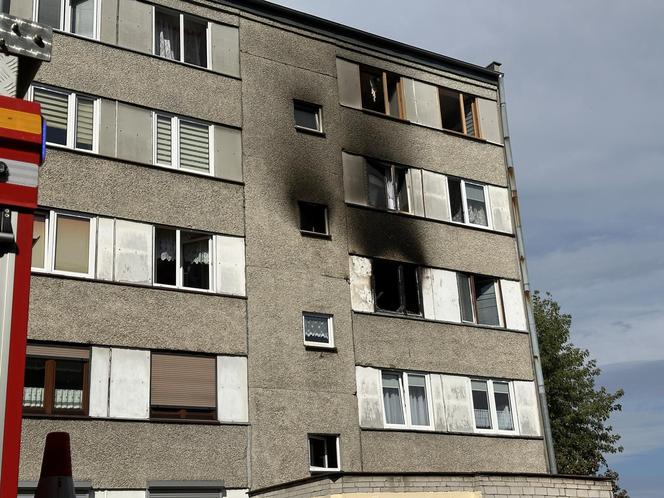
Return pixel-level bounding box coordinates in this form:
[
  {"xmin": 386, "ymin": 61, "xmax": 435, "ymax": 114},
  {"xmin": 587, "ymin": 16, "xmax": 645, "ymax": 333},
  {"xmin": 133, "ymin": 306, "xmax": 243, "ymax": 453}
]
[{"xmin": 34, "ymin": 432, "xmax": 75, "ymax": 498}]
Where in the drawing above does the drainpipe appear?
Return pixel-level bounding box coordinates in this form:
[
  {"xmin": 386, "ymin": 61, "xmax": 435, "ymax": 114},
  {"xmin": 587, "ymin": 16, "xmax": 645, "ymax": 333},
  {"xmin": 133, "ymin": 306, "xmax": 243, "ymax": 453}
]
[{"xmin": 489, "ymin": 62, "xmax": 558, "ymax": 474}]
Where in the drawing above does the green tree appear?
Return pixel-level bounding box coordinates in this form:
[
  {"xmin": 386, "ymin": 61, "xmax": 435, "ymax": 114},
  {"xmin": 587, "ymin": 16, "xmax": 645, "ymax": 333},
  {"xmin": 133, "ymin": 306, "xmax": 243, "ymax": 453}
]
[{"xmin": 533, "ymin": 291, "xmax": 628, "ymax": 497}]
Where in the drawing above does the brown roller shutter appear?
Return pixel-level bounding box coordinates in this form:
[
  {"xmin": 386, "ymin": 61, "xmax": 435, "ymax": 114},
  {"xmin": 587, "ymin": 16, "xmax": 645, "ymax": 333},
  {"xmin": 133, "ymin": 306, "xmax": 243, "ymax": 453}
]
[
  {"xmin": 26, "ymin": 343, "xmax": 90, "ymax": 360},
  {"xmin": 151, "ymin": 354, "xmax": 216, "ymax": 408}
]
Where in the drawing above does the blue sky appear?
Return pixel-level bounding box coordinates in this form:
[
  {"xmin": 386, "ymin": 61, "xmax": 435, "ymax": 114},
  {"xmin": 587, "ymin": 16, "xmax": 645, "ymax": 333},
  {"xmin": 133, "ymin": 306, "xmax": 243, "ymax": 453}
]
[{"xmin": 268, "ymin": 1, "xmax": 664, "ymax": 496}]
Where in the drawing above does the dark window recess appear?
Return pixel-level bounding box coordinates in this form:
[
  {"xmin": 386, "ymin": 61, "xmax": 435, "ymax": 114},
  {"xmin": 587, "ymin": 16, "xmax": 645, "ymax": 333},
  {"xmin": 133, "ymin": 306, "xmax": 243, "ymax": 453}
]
[
  {"xmin": 474, "ymin": 276, "xmax": 500, "ymax": 326},
  {"xmin": 155, "ymin": 227, "xmax": 177, "ymax": 286},
  {"xmin": 440, "ymin": 88, "xmax": 464, "ymax": 133},
  {"xmin": 373, "ymin": 260, "xmax": 421, "ymax": 315},
  {"xmin": 464, "ymin": 94, "xmax": 476, "ymax": 137},
  {"xmin": 448, "ymin": 178, "xmax": 465, "ymax": 223},
  {"xmin": 386, "ymin": 73, "xmax": 402, "ymax": 117},
  {"xmin": 366, "ymin": 160, "xmax": 410, "ymax": 213},
  {"xmin": 183, "ymin": 16, "xmax": 207, "ymax": 67},
  {"xmin": 299, "ymin": 202, "xmax": 328, "ymax": 235},
  {"xmin": 393, "ymin": 167, "xmax": 409, "ymax": 212},
  {"xmin": 309, "ymin": 435, "xmax": 338, "ymax": 470},
  {"xmin": 181, "ymin": 232, "xmax": 211, "ymax": 290},
  {"xmin": 154, "ymin": 9, "xmax": 181, "ymax": 61},
  {"xmin": 360, "ymin": 67, "xmax": 385, "ymax": 113},
  {"xmin": 457, "ymin": 274, "xmax": 474, "ymax": 322},
  {"xmin": 366, "ymin": 162, "xmax": 388, "ymax": 210},
  {"xmin": 294, "ymin": 102, "xmax": 322, "ymax": 131}
]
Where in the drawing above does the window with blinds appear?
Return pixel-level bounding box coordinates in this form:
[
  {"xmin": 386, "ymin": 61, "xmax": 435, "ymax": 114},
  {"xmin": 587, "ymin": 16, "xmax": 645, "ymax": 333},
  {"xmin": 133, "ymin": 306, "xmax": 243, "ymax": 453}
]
[
  {"xmin": 156, "ymin": 115, "xmax": 173, "ymax": 165},
  {"xmin": 75, "ymin": 97, "xmax": 94, "ymax": 151},
  {"xmin": 150, "ymin": 353, "xmax": 217, "ymax": 420},
  {"xmin": 179, "ymin": 120, "xmax": 210, "ymax": 172},
  {"xmin": 34, "ymin": 87, "xmax": 69, "ymax": 146}
]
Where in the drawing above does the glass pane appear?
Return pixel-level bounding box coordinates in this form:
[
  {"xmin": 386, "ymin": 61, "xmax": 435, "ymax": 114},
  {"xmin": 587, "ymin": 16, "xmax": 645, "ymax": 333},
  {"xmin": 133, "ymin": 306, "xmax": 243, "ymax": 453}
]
[
  {"xmin": 32, "ymin": 215, "xmax": 46, "ymax": 269},
  {"xmin": 373, "ymin": 260, "xmax": 401, "ymax": 312},
  {"xmin": 366, "ymin": 162, "xmax": 388, "ymax": 209},
  {"xmin": 54, "ymin": 360, "xmax": 84, "ymax": 410},
  {"xmin": 303, "ymin": 314, "xmax": 330, "ymax": 344},
  {"xmin": 181, "ymin": 231, "xmax": 210, "ymax": 289},
  {"xmin": 179, "ymin": 120, "xmax": 209, "ymax": 172},
  {"xmin": 403, "ymin": 265, "xmax": 421, "ymax": 315},
  {"xmin": 471, "ymin": 380, "xmax": 491, "ymax": 429},
  {"xmin": 299, "ymin": 203, "xmax": 327, "ymax": 234},
  {"xmin": 408, "ymin": 374, "xmax": 429, "ymax": 426},
  {"xmin": 326, "ymin": 438, "xmax": 338, "ymax": 468},
  {"xmin": 71, "ymin": 0, "xmax": 95, "ymax": 38},
  {"xmin": 155, "ymin": 227, "xmax": 176, "ymax": 285},
  {"xmin": 156, "ymin": 115, "xmax": 172, "ymax": 165},
  {"xmin": 38, "ymin": 0, "xmax": 62, "ymax": 29},
  {"xmin": 465, "ymin": 183, "xmax": 488, "ymax": 226},
  {"xmin": 183, "ymin": 16, "xmax": 207, "ymax": 67},
  {"xmin": 309, "ymin": 437, "xmax": 327, "ymax": 468},
  {"xmin": 475, "ymin": 277, "xmax": 500, "ymax": 326},
  {"xmin": 54, "ymin": 215, "xmax": 90, "ymax": 274},
  {"xmin": 386, "ymin": 73, "xmax": 401, "ymax": 117},
  {"xmin": 360, "ymin": 68, "xmax": 385, "ymax": 113},
  {"xmin": 440, "ymin": 88, "xmax": 463, "ymax": 132},
  {"xmin": 155, "ymin": 9, "xmax": 180, "ymax": 60},
  {"xmin": 494, "ymin": 382, "xmax": 514, "ymax": 430},
  {"xmin": 34, "ymin": 88, "xmax": 68, "ymax": 146},
  {"xmin": 23, "ymin": 358, "xmax": 46, "ymax": 408},
  {"xmin": 448, "ymin": 178, "xmax": 464, "ymax": 222},
  {"xmin": 394, "ymin": 168, "xmax": 409, "ymax": 213},
  {"xmin": 457, "ymin": 274, "xmax": 474, "ymax": 322},
  {"xmin": 294, "ymin": 104, "xmax": 320, "ymax": 131},
  {"xmin": 75, "ymin": 97, "xmax": 94, "ymax": 150},
  {"xmin": 382, "ymin": 372, "xmax": 405, "ymax": 425}
]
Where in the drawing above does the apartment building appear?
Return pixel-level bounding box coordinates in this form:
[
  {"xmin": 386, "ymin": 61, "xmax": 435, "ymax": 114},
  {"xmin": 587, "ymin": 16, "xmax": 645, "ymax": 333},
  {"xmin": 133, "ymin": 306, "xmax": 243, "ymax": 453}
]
[{"xmin": 3, "ymin": 1, "xmax": 614, "ymax": 497}]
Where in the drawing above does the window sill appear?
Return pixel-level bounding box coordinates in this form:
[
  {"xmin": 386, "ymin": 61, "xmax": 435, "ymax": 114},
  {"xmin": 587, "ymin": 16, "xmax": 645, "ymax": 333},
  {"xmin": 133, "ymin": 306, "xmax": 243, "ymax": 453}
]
[
  {"xmin": 300, "ymin": 230, "xmax": 331, "ymax": 240},
  {"xmin": 352, "ymin": 309, "xmax": 529, "ymax": 335},
  {"xmin": 304, "ymin": 344, "xmax": 337, "ymax": 353},
  {"xmin": 361, "ymin": 426, "xmax": 543, "ymax": 440},
  {"xmin": 295, "ymin": 126, "xmax": 326, "ymax": 138},
  {"xmin": 23, "ymin": 413, "xmax": 249, "ymax": 426},
  {"xmin": 345, "ymin": 202, "xmax": 514, "ymax": 238}
]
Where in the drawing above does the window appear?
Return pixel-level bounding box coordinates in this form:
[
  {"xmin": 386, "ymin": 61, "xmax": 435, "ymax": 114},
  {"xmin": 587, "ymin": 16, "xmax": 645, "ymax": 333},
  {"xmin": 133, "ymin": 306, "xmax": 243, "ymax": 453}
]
[
  {"xmin": 150, "ymin": 353, "xmax": 217, "ymax": 420},
  {"xmin": 35, "ymin": 0, "xmax": 97, "ymax": 38},
  {"xmin": 373, "ymin": 259, "xmax": 420, "ymax": 315},
  {"xmin": 471, "ymin": 379, "xmax": 516, "ymax": 433},
  {"xmin": 448, "ymin": 178, "xmax": 489, "ymax": 227},
  {"xmin": 299, "ymin": 202, "xmax": 329, "ymax": 236},
  {"xmin": 154, "ymin": 113, "xmax": 212, "ymax": 173},
  {"xmin": 457, "ymin": 274, "xmax": 502, "ymax": 326},
  {"xmin": 154, "ymin": 227, "xmax": 212, "ymax": 291},
  {"xmin": 381, "ymin": 371, "xmax": 432, "ymax": 429},
  {"xmin": 31, "ymin": 210, "xmax": 96, "ymax": 277},
  {"xmin": 439, "ymin": 88, "xmax": 478, "ymax": 137},
  {"xmin": 308, "ymin": 435, "xmax": 339, "ymax": 472},
  {"xmin": 293, "ymin": 101, "xmax": 323, "ymax": 133},
  {"xmin": 366, "ymin": 160, "xmax": 410, "ymax": 213},
  {"xmin": 32, "ymin": 86, "xmax": 98, "ymax": 152},
  {"xmin": 23, "ymin": 343, "xmax": 90, "ymax": 416},
  {"xmin": 155, "ymin": 8, "xmax": 209, "ymax": 68},
  {"xmin": 302, "ymin": 313, "xmax": 334, "ymax": 348},
  {"xmin": 360, "ymin": 66, "xmax": 403, "ymax": 117}
]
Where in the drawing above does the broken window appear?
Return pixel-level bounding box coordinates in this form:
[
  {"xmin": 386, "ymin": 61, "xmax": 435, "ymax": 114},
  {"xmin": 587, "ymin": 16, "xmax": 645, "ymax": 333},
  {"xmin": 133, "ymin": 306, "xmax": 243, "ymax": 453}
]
[
  {"xmin": 366, "ymin": 160, "xmax": 410, "ymax": 213},
  {"xmin": 308, "ymin": 435, "xmax": 339, "ymax": 471},
  {"xmin": 302, "ymin": 313, "xmax": 334, "ymax": 347},
  {"xmin": 294, "ymin": 101, "xmax": 323, "ymax": 132},
  {"xmin": 472, "ymin": 379, "xmax": 516, "ymax": 433},
  {"xmin": 381, "ymin": 371, "xmax": 431, "ymax": 429},
  {"xmin": 23, "ymin": 343, "xmax": 90, "ymax": 416},
  {"xmin": 150, "ymin": 353, "xmax": 217, "ymax": 420},
  {"xmin": 299, "ymin": 202, "xmax": 329, "ymax": 236},
  {"xmin": 458, "ymin": 274, "xmax": 501, "ymax": 326},
  {"xmin": 360, "ymin": 66, "xmax": 404, "ymax": 117},
  {"xmin": 155, "ymin": 228, "xmax": 212, "ymax": 290},
  {"xmin": 439, "ymin": 88, "xmax": 478, "ymax": 137},
  {"xmin": 447, "ymin": 178, "xmax": 489, "ymax": 227},
  {"xmin": 373, "ymin": 259, "xmax": 421, "ymax": 315}
]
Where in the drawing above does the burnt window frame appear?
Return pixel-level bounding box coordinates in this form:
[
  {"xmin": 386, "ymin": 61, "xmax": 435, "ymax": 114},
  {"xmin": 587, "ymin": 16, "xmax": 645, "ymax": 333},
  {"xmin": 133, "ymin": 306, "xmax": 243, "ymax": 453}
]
[
  {"xmin": 298, "ymin": 201, "xmax": 330, "ymax": 237},
  {"xmin": 372, "ymin": 259, "xmax": 422, "ymax": 316},
  {"xmin": 365, "ymin": 159, "xmax": 411, "ymax": 214},
  {"xmin": 23, "ymin": 346, "xmax": 90, "ymax": 417},
  {"xmin": 359, "ymin": 65, "xmax": 406, "ymax": 118},
  {"xmin": 457, "ymin": 273, "xmax": 505, "ymax": 327},
  {"xmin": 438, "ymin": 87, "xmax": 480, "ymax": 138}
]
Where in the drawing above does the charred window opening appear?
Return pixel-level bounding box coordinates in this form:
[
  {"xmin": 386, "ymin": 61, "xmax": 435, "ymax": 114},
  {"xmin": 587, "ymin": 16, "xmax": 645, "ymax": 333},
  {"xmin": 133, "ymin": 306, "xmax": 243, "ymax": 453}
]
[
  {"xmin": 373, "ymin": 259, "xmax": 421, "ymax": 315},
  {"xmin": 440, "ymin": 88, "xmax": 478, "ymax": 136},
  {"xmin": 366, "ymin": 160, "xmax": 410, "ymax": 213},
  {"xmin": 299, "ymin": 202, "xmax": 329, "ymax": 236},
  {"xmin": 360, "ymin": 66, "xmax": 404, "ymax": 117}
]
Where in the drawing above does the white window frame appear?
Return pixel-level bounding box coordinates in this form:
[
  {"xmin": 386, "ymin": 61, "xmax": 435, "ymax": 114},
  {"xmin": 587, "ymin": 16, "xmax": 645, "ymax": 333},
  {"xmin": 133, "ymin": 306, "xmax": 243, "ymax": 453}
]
[
  {"xmin": 293, "ymin": 101, "xmax": 323, "ymax": 133},
  {"xmin": 366, "ymin": 162, "xmax": 412, "ymax": 214},
  {"xmin": 30, "ymin": 85, "xmax": 100, "ymax": 153},
  {"xmin": 153, "ymin": 6, "xmax": 211, "ymax": 69},
  {"xmin": 32, "ymin": 0, "xmax": 99, "ymax": 39},
  {"xmin": 302, "ymin": 312, "xmax": 334, "ymax": 348},
  {"xmin": 471, "ymin": 379, "xmax": 519, "ymax": 436},
  {"xmin": 31, "ymin": 209, "xmax": 96, "ymax": 279},
  {"xmin": 308, "ymin": 434, "xmax": 340, "ymax": 472},
  {"xmin": 449, "ymin": 178, "xmax": 493, "ymax": 229},
  {"xmin": 380, "ymin": 370, "xmax": 434, "ymax": 431},
  {"xmin": 153, "ymin": 227, "xmax": 215, "ymax": 293},
  {"xmin": 152, "ymin": 112, "xmax": 214, "ymax": 175},
  {"xmin": 458, "ymin": 274, "xmax": 505, "ymax": 328}
]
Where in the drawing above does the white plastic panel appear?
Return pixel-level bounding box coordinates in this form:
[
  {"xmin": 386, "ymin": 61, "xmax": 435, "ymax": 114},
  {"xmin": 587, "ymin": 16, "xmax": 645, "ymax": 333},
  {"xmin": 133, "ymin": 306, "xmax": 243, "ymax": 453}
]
[
  {"xmin": 488, "ymin": 185, "xmax": 512, "ymax": 233},
  {"xmin": 412, "ymin": 79, "xmax": 443, "ymax": 129},
  {"xmin": 89, "ymin": 347, "xmax": 111, "ymax": 418},
  {"xmin": 430, "ymin": 374, "xmax": 448, "ymax": 432},
  {"xmin": 342, "ymin": 152, "xmax": 367, "ymax": 206},
  {"xmin": 501, "ymin": 279, "xmax": 528, "ymax": 331},
  {"xmin": 336, "ymin": 59, "xmax": 362, "ymax": 109},
  {"xmin": 214, "ymin": 126, "xmax": 243, "ymax": 183},
  {"xmin": 355, "ymin": 366, "xmax": 384, "ymax": 429},
  {"xmin": 514, "ymin": 380, "xmax": 541, "ymax": 436},
  {"xmin": 108, "ymin": 349, "xmax": 150, "ymax": 420},
  {"xmin": 441, "ymin": 375, "xmax": 474, "ymax": 433},
  {"xmin": 117, "ymin": 0, "xmax": 153, "ymax": 54},
  {"xmin": 114, "ymin": 220, "xmax": 153, "ymax": 284},
  {"xmin": 215, "ymin": 236, "xmax": 246, "ymax": 296},
  {"xmin": 421, "ymin": 268, "xmax": 460, "ymax": 322},
  {"xmin": 477, "ymin": 97, "xmax": 503, "ymax": 144},
  {"xmin": 422, "ymin": 170, "xmax": 451, "ymax": 222},
  {"xmin": 349, "ymin": 256, "xmax": 373, "ymax": 313},
  {"xmin": 210, "ymin": 23, "xmax": 240, "ymax": 77},
  {"xmin": 98, "ymin": 99, "xmax": 117, "ymax": 157},
  {"xmin": 217, "ymin": 355, "xmax": 248, "ymax": 423},
  {"xmin": 408, "ymin": 169, "xmax": 425, "ymax": 217},
  {"xmin": 96, "ymin": 217, "xmax": 115, "ymax": 281}
]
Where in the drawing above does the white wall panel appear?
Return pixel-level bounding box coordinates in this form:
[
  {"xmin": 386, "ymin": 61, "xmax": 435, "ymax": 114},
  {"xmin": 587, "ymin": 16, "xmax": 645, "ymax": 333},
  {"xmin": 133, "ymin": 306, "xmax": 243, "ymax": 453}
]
[
  {"xmin": 422, "ymin": 268, "xmax": 460, "ymax": 323},
  {"xmin": 441, "ymin": 375, "xmax": 474, "ymax": 433},
  {"xmin": 422, "ymin": 170, "xmax": 451, "ymax": 222},
  {"xmin": 355, "ymin": 366, "xmax": 384, "ymax": 429},
  {"xmin": 349, "ymin": 256, "xmax": 373, "ymax": 312},
  {"xmin": 514, "ymin": 381, "xmax": 541, "ymax": 436},
  {"xmin": 501, "ymin": 279, "xmax": 528, "ymax": 331},
  {"xmin": 217, "ymin": 355, "xmax": 248, "ymax": 423},
  {"xmin": 412, "ymin": 79, "xmax": 442, "ymax": 129},
  {"xmin": 408, "ymin": 169, "xmax": 425, "ymax": 216},
  {"xmin": 210, "ymin": 23, "xmax": 240, "ymax": 77},
  {"xmin": 108, "ymin": 349, "xmax": 150, "ymax": 420},
  {"xmin": 336, "ymin": 59, "xmax": 362, "ymax": 109},
  {"xmin": 488, "ymin": 185, "xmax": 513, "ymax": 233},
  {"xmin": 96, "ymin": 217, "xmax": 115, "ymax": 281},
  {"xmin": 215, "ymin": 236, "xmax": 246, "ymax": 296},
  {"xmin": 477, "ymin": 97, "xmax": 503, "ymax": 144},
  {"xmin": 342, "ymin": 152, "xmax": 367, "ymax": 206},
  {"xmin": 114, "ymin": 220, "xmax": 152, "ymax": 284},
  {"xmin": 89, "ymin": 347, "xmax": 111, "ymax": 418},
  {"xmin": 430, "ymin": 374, "xmax": 448, "ymax": 432}
]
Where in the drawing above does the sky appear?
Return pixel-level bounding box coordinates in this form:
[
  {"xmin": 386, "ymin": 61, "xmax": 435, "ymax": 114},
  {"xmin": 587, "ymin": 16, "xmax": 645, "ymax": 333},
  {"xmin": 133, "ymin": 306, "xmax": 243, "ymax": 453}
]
[{"xmin": 267, "ymin": 1, "xmax": 664, "ymax": 496}]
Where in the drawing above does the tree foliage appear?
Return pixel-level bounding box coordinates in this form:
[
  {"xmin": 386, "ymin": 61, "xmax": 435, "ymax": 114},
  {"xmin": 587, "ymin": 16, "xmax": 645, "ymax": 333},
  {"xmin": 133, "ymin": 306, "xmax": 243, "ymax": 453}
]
[{"xmin": 533, "ymin": 291, "xmax": 628, "ymax": 496}]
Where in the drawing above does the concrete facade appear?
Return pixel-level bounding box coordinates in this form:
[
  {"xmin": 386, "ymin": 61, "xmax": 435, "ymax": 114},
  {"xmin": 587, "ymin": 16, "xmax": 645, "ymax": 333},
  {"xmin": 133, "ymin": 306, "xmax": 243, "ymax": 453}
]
[{"xmin": 9, "ymin": 0, "xmax": 612, "ymax": 497}]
